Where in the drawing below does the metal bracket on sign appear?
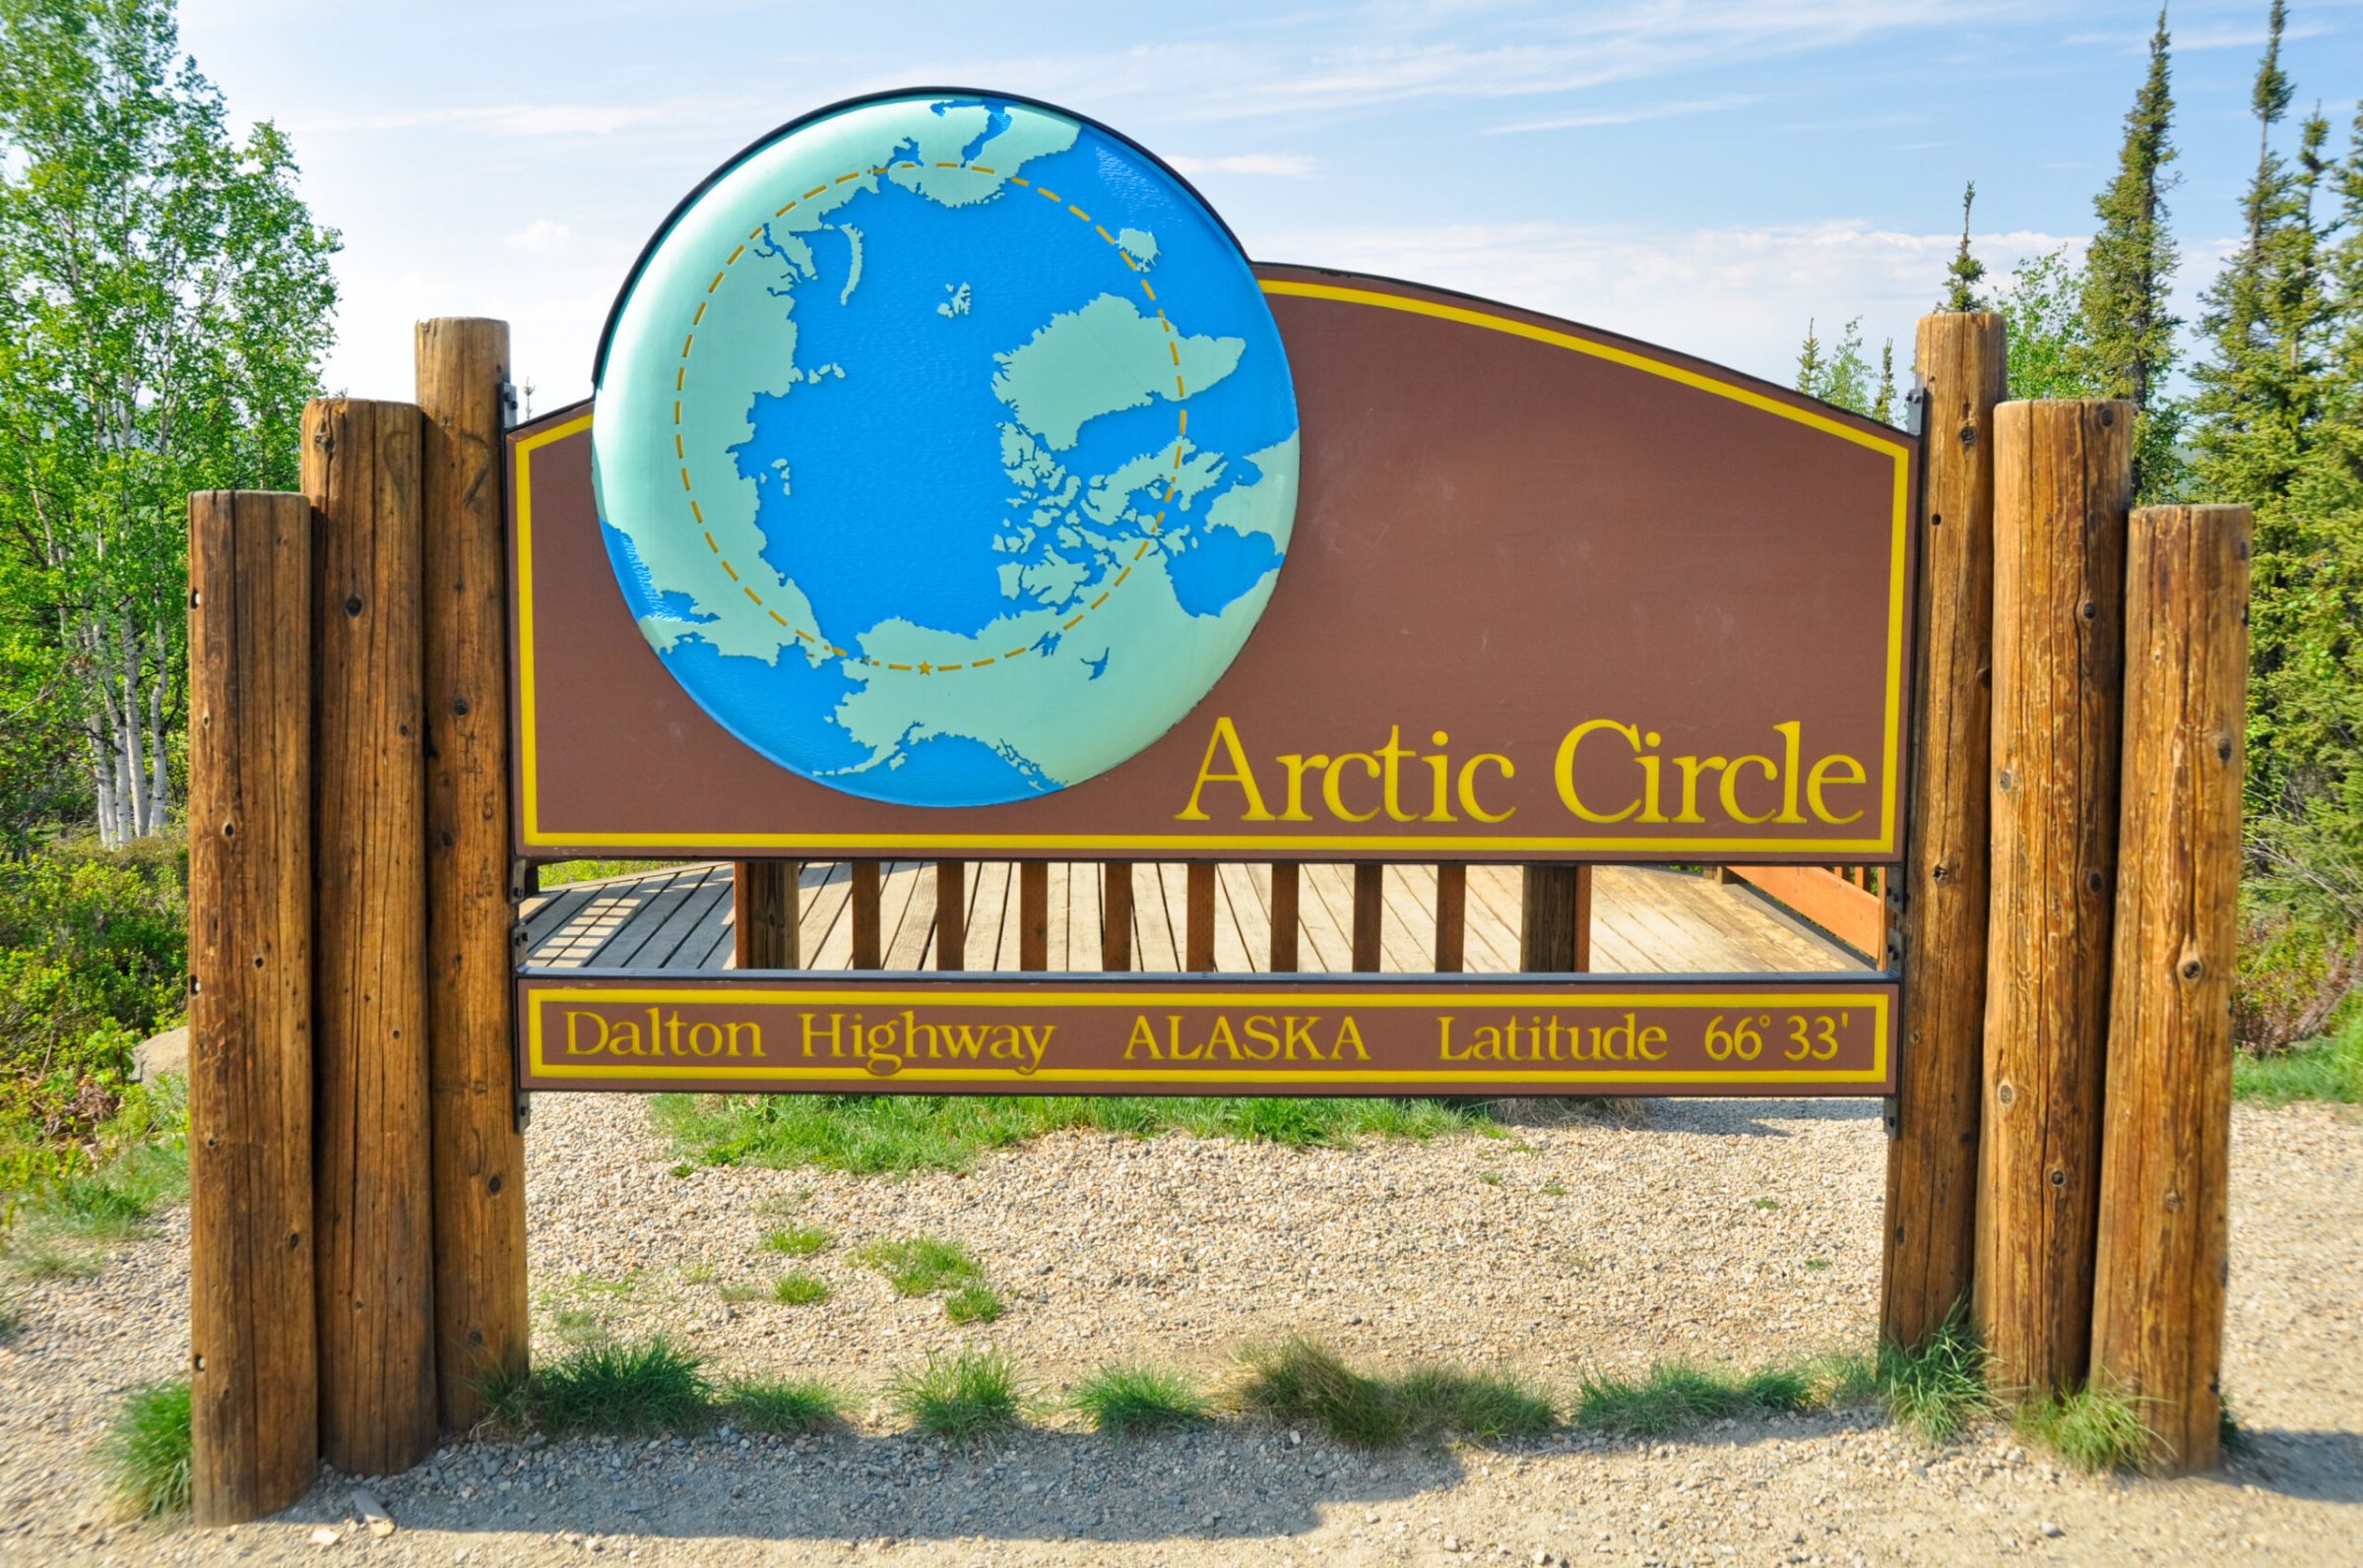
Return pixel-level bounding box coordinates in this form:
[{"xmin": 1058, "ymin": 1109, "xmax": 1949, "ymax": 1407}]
[{"xmin": 1903, "ymin": 385, "xmax": 1928, "ymax": 437}]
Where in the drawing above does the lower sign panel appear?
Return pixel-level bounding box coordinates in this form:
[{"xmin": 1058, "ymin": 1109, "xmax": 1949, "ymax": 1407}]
[{"xmin": 516, "ymin": 976, "xmax": 1897, "ymax": 1098}]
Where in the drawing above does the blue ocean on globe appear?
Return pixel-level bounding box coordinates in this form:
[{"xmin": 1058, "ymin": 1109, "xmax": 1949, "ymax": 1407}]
[{"xmin": 591, "ymin": 94, "xmax": 1300, "ymax": 807}]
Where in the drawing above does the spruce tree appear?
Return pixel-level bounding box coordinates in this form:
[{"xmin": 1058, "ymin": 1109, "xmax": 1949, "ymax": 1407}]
[
  {"xmin": 1941, "ymin": 181, "xmax": 1986, "ymax": 311},
  {"xmin": 1795, "ymin": 319, "xmax": 1823, "ymax": 395},
  {"xmin": 1874, "ymin": 340, "xmax": 1896, "ymax": 426},
  {"xmin": 2079, "ymin": 7, "xmax": 2184, "ymax": 499}
]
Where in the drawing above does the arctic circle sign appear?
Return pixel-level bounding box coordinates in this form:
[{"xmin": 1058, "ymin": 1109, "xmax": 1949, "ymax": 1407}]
[{"xmin": 591, "ymin": 93, "xmax": 1301, "ymax": 808}]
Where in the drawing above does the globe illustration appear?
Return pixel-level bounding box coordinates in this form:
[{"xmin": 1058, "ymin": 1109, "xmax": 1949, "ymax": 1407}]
[{"xmin": 591, "ymin": 92, "xmax": 1300, "ymax": 807}]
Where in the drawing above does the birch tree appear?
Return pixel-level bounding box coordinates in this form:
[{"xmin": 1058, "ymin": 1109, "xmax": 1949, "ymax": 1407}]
[{"xmin": 0, "ymin": 0, "xmax": 337, "ymax": 844}]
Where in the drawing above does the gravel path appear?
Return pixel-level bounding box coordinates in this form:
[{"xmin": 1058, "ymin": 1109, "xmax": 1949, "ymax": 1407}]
[{"xmin": 2, "ymin": 1096, "xmax": 2356, "ymax": 1566}]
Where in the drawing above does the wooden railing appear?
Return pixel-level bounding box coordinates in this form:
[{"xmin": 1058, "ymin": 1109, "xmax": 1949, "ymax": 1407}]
[{"xmin": 1719, "ymin": 863, "xmax": 1887, "ymax": 958}]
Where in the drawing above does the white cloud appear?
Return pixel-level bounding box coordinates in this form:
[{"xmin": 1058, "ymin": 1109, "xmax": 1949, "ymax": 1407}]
[
  {"xmin": 1166, "ymin": 153, "xmax": 1321, "ymax": 177},
  {"xmin": 502, "ymin": 220, "xmax": 577, "ymax": 257},
  {"xmin": 1486, "ymin": 94, "xmax": 1756, "ymax": 135}
]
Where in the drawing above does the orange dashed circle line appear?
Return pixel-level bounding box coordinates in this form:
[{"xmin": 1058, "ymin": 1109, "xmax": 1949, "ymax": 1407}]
[{"xmin": 676, "ymin": 158, "xmax": 1187, "ymax": 674}]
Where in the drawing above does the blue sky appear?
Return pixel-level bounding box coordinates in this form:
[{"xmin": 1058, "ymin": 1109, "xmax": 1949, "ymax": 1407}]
[{"xmin": 177, "ymin": 0, "xmax": 2359, "ymax": 408}]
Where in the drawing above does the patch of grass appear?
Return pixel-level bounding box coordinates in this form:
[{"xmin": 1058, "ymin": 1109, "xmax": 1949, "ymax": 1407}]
[
  {"xmin": 1230, "ymin": 1338, "xmax": 1553, "ymax": 1448},
  {"xmin": 1071, "ymin": 1364, "xmax": 1208, "ymax": 1436},
  {"xmin": 98, "ymin": 1380, "xmax": 191, "ymax": 1519},
  {"xmin": 2220, "ymin": 1398, "xmax": 2250, "ymax": 1455},
  {"xmin": 771, "ymin": 1272, "xmax": 830, "ymax": 1305},
  {"xmin": 1805, "ymin": 1257, "xmax": 1832, "ymax": 1271},
  {"xmin": 4, "ymin": 1232, "xmax": 100, "ymax": 1282},
  {"xmin": 653, "ymin": 1092, "xmax": 1499, "ymax": 1176},
  {"xmin": 889, "ymin": 1347, "xmax": 1027, "ymax": 1440},
  {"xmin": 2234, "ymin": 1017, "xmax": 2363, "ymax": 1104},
  {"xmin": 857, "ymin": 1235, "xmax": 984, "ymax": 1296},
  {"xmin": 717, "ymin": 1282, "xmax": 764, "ymax": 1304},
  {"xmin": 668, "ymin": 1161, "xmax": 694, "ymax": 1179},
  {"xmin": 1810, "ymin": 1349, "xmax": 1882, "ymax": 1409},
  {"xmin": 470, "ymin": 1356, "xmax": 537, "ymax": 1432},
  {"xmin": 537, "ymin": 1337, "xmax": 712, "ymax": 1436},
  {"xmin": 550, "ymin": 1306, "xmax": 606, "ymax": 1347},
  {"xmin": 943, "ymin": 1284, "xmax": 1003, "ymax": 1324},
  {"xmin": 0, "ymin": 1287, "xmax": 22, "ymax": 1341},
  {"xmin": 723, "ymin": 1376, "xmax": 844, "ymax": 1434},
  {"xmin": 1877, "ymin": 1311, "xmax": 1997, "ymax": 1445},
  {"xmin": 4, "ymin": 1081, "xmax": 191, "ymax": 1282},
  {"xmin": 537, "ymin": 858, "xmax": 672, "ymax": 888},
  {"xmin": 762, "ymin": 1225, "xmax": 832, "ymax": 1257},
  {"xmin": 682, "ymin": 1263, "xmax": 716, "ymax": 1285},
  {"xmin": 570, "ymin": 1271, "xmax": 639, "ymax": 1298},
  {"xmin": 1751, "ymin": 1196, "xmax": 1780, "ymax": 1211},
  {"xmin": 1540, "ymin": 1181, "xmax": 1567, "ymax": 1197},
  {"xmin": 1571, "ymin": 1351, "xmax": 1876, "ymax": 1439},
  {"xmin": 1476, "ymin": 1170, "xmax": 1503, "ymax": 1187},
  {"xmin": 2016, "ymin": 1381, "xmax": 2153, "ymax": 1472}
]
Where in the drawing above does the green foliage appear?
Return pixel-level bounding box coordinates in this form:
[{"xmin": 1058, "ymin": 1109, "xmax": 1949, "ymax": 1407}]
[
  {"xmin": 1570, "ymin": 1359, "xmax": 1839, "ymax": 1438},
  {"xmin": 888, "ymin": 1346, "xmax": 1027, "ymax": 1440},
  {"xmin": 0, "ymin": 0, "xmax": 339, "ymax": 844},
  {"xmin": 761, "ymin": 1225, "xmax": 831, "ymax": 1257},
  {"xmin": 654, "ymin": 1091, "xmax": 1493, "ymax": 1176},
  {"xmin": 538, "ymin": 859, "xmax": 673, "ymax": 888},
  {"xmin": 856, "ymin": 1235, "xmax": 985, "ymax": 1296},
  {"xmin": 1070, "ymin": 1364, "xmax": 1209, "ymax": 1435},
  {"xmin": 1794, "ymin": 317, "xmax": 1885, "ymax": 418},
  {"xmin": 770, "ymin": 1271, "xmax": 829, "ymax": 1305},
  {"xmin": 1999, "ymin": 250, "xmax": 2099, "ymax": 403},
  {"xmin": 1878, "ymin": 1311, "xmax": 1998, "ymax": 1445},
  {"xmin": 98, "ymin": 1378, "xmax": 191, "ymax": 1518},
  {"xmin": 535, "ymin": 1337, "xmax": 712, "ymax": 1436},
  {"xmin": 722, "ymin": 1376, "xmax": 844, "ymax": 1434},
  {"xmin": 1941, "ymin": 181, "xmax": 1988, "ymax": 311},
  {"xmin": 943, "ymin": 1284, "xmax": 1003, "ymax": 1324},
  {"xmin": 470, "ymin": 1356, "xmax": 538, "ymax": 1433},
  {"xmin": 4, "ymin": 1075, "xmax": 185, "ymax": 1273},
  {"xmin": 1230, "ymin": 1338, "xmax": 1555, "ymax": 1448},
  {"xmin": 2234, "ymin": 1010, "xmax": 2363, "ymax": 1102},
  {"xmin": 2015, "ymin": 1381, "xmax": 2153, "ymax": 1471}
]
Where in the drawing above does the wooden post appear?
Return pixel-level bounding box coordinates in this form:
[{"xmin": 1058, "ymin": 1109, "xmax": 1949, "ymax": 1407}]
[
  {"xmin": 850, "ymin": 860, "xmax": 883, "ymax": 969},
  {"xmin": 1351, "ymin": 864, "xmax": 1385, "ymax": 972},
  {"xmin": 1101, "ymin": 864, "xmax": 1132, "ymax": 972},
  {"xmin": 2090, "ymin": 505, "xmax": 2251, "ymax": 1473},
  {"xmin": 304, "ymin": 398, "xmax": 439, "ymax": 1474},
  {"xmin": 1975, "ymin": 399, "xmax": 2133, "ymax": 1396},
  {"xmin": 415, "ymin": 319, "xmax": 528, "ymax": 1429},
  {"xmin": 1185, "ymin": 863, "xmax": 1217, "ymax": 972},
  {"xmin": 1019, "ymin": 862, "xmax": 1050, "ymax": 971},
  {"xmin": 1434, "ymin": 864, "xmax": 1467, "ymax": 973},
  {"xmin": 1268, "ymin": 864, "xmax": 1300, "ymax": 973},
  {"xmin": 1520, "ymin": 865, "xmax": 1590, "ymax": 972},
  {"xmin": 188, "ymin": 491, "xmax": 319, "ymax": 1524},
  {"xmin": 935, "ymin": 861, "xmax": 966, "ymax": 970},
  {"xmin": 733, "ymin": 861, "xmax": 798, "ymax": 969},
  {"xmin": 1880, "ymin": 311, "xmax": 2007, "ymax": 1350}
]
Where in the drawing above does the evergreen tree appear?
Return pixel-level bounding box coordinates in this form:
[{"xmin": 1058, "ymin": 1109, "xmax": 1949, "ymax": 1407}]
[
  {"xmin": 2079, "ymin": 7, "xmax": 2184, "ymax": 499},
  {"xmin": 1941, "ymin": 182, "xmax": 1987, "ymax": 311},
  {"xmin": 1795, "ymin": 317, "xmax": 1876, "ymax": 415},
  {"xmin": 1795, "ymin": 318, "xmax": 1823, "ymax": 395},
  {"xmin": 1874, "ymin": 339, "xmax": 1896, "ymax": 426}
]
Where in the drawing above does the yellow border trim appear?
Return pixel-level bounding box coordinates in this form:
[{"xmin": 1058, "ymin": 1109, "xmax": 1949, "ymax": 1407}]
[
  {"xmin": 521, "ymin": 984, "xmax": 1890, "ymax": 1087},
  {"xmin": 512, "ymin": 284, "xmax": 1913, "ymax": 856}
]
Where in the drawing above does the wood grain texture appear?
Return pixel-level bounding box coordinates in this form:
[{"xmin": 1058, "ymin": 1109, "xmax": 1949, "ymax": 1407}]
[
  {"xmin": 1268, "ymin": 864, "xmax": 1300, "ymax": 972},
  {"xmin": 935, "ymin": 861, "xmax": 967, "ymax": 970},
  {"xmin": 1101, "ymin": 863, "xmax": 1131, "ymax": 971},
  {"xmin": 1435, "ymin": 864, "xmax": 1467, "ymax": 972},
  {"xmin": 1350, "ymin": 864, "xmax": 1385, "ymax": 972},
  {"xmin": 733, "ymin": 861, "xmax": 799, "ymax": 969},
  {"xmin": 1881, "ymin": 311, "xmax": 2008, "ymax": 1350},
  {"xmin": 188, "ymin": 491, "xmax": 320, "ymax": 1525},
  {"xmin": 850, "ymin": 860, "xmax": 882, "ymax": 969},
  {"xmin": 1520, "ymin": 865, "xmax": 1591, "ymax": 972},
  {"xmin": 2090, "ymin": 505, "xmax": 2251, "ymax": 1473},
  {"xmin": 415, "ymin": 319, "xmax": 528, "ymax": 1428},
  {"xmin": 1975, "ymin": 398, "xmax": 2134, "ymax": 1396},
  {"xmin": 1186, "ymin": 862, "xmax": 1218, "ymax": 972},
  {"xmin": 304, "ymin": 399, "xmax": 439, "ymax": 1473},
  {"xmin": 1019, "ymin": 861, "xmax": 1050, "ymax": 971}
]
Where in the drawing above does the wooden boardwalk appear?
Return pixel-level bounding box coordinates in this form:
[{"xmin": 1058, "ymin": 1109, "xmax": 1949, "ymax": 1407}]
[{"xmin": 523, "ymin": 862, "xmax": 1862, "ymax": 974}]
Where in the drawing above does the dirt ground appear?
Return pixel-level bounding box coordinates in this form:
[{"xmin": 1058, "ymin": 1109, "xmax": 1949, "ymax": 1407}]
[{"xmin": 2, "ymin": 1095, "xmax": 2356, "ymax": 1566}]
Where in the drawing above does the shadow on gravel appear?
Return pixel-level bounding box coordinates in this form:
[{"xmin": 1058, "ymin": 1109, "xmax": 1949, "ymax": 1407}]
[
  {"xmin": 309, "ymin": 1426, "xmax": 1478, "ymax": 1545},
  {"xmin": 2222, "ymin": 1429, "xmax": 2363, "ymax": 1503}
]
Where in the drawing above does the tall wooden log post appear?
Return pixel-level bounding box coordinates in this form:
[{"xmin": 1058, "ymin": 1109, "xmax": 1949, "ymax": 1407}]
[
  {"xmin": 304, "ymin": 399, "xmax": 440, "ymax": 1474},
  {"xmin": 2091, "ymin": 505, "xmax": 2252, "ymax": 1473},
  {"xmin": 1880, "ymin": 311, "xmax": 2007, "ymax": 1350},
  {"xmin": 188, "ymin": 492, "xmax": 320, "ymax": 1524},
  {"xmin": 734, "ymin": 862, "xmax": 800, "ymax": 969},
  {"xmin": 416, "ymin": 320, "xmax": 531, "ymax": 1427},
  {"xmin": 1975, "ymin": 399, "xmax": 2134, "ymax": 1396},
  {"xmin": 1520, "ymin": 865, "xmax": 1590, "ymax": 972}
]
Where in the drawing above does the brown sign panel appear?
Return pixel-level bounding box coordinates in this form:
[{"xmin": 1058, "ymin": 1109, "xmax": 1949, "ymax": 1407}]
[
  {"xmin": 510, "ymin": 267, "xmax": 1917, "ymax": 863},
  {"xmin": 516, "ymin": 974, "xmax": 1896, "ymax": 1098}
]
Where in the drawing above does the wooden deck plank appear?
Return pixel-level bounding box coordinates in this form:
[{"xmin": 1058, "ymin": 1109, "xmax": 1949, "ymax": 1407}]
[
  {"xmin": 1065, "ymin": 861, "xmax": 1103, "ymax": 972},
  {"xmin": 522, "ymin": 885, "xmax": 595, "ymax": 948},
  {"xmin": 580, "ymin": 866, "xmax": 716, "ymax": 970},
  {"xmin": 965, "ymin": 860, "xmax": 1011, "ymax": 971},
  {"xmin": 1135, "ymin": 864, "xmax": 1182, "ymax": 972},
  {"xmin": 1459, "ymin": 866, "xmax": 1526, "ymax": 972},
  {"xmin": 881, "ymin": 861, "xmax": 935, "ymax": 972},
  {"xmin": 1297, "ymin": 864, "xmax": 1360, "ymax": 974},
  {"xmin": 803, "ymin": 862, "xmax": 857, "ymax": 970},
  {"xmin": 1215, "ymin": 862, "xmax": 1268, "ymax": 975},
  {"xmin": 616, "ymin": 866, "xmax": 732, "ymax": 971}
]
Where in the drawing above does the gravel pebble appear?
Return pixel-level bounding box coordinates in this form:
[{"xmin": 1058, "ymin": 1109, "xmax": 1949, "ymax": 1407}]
[{"xmin": 1, "ymin": 1097, "xmax": 2356, "ymax": 1565}]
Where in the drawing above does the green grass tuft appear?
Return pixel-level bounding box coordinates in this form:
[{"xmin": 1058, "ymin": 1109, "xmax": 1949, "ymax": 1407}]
[
  {"xmin": 889, "ymin": 1347, "xmax": 1027, "ymax": 1440},
  {"xmin": 2233, "ymin": 1016, "xmax": 2363, "ymax": 1104},
  {"xmin": 2016, "ymin": 1381, "xmax": 2154, "ymax": 1471},
  {"xmin": 653, "ymin": 1092, "xmax": 1498, "ymax": 1175},
  {"xmin": 723, "ymin": 1376, "xmax": 844, "ymax": 1434},
  {"xmin": 762, "ymin": 1225, "xmax": 832, "ymax": 1257},
  {"xmin": 470, "ymin": 1356, "xmax": 538, "ymax": 1432},
  {"xmin": 0, "ymin": 1287, "xmax": 22, "ymax": 1341},
  {"xmin": 771, "ymin": 1272, "xmax": 830, "ymax": 1305},
  {"xmin": 943, "ymin": 1284, "xmax": 1003, "ymax": 1324},
  {"xmin": 537, "ymin": 1337, "xmax": 712, "ymax": 1436},
  {"xmin": 1070, "ymin": 1364, "xmax": 1208, "ymax": 1436},
  {"xmin": 1877, "ymin": 1310, "xmax": 1997, "ymax": 1445},
  {"xmin": 1230, "ymin": 1338, "xmax": 1553, "ymax": 1448},
  {"xmin": 857, "ymin": 1235, "xmax": 985, "ymax": 1296},
  {"xmin": 98, "ymin": 1380, "xmax": 192, "ymax": 1518}
]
